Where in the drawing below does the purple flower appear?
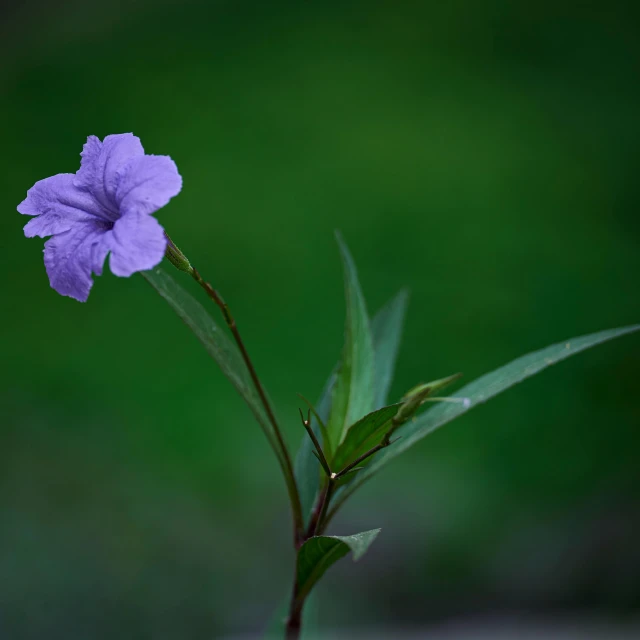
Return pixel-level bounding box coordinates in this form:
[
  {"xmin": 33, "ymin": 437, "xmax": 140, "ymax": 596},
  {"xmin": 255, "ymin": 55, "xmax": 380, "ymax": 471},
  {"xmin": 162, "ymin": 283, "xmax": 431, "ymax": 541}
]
[{"xmin": 18, "ymin": 133, "xmax": 182, "ymax": 301}]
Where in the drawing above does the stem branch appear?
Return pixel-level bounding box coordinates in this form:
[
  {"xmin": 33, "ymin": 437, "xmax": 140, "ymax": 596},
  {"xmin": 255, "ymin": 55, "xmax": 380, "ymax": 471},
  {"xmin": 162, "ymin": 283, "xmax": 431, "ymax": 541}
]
[
  {"xmin": 286, "ymin": 474, "xmax": 335, "ymax": 639},
  {"xmin": 190, "ymin": 266, "xmax": 305, "ymax": 544}
]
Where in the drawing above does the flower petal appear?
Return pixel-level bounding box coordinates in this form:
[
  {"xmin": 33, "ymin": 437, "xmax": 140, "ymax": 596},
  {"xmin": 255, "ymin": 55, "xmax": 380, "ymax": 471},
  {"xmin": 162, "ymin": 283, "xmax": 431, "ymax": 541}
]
[
  {"xmin": 43, "ymin": 220, "xmax": 113, "ymax": 302},
  {"xmin": 109, "ymin": 212, "xmax": 167, "ymax": 277},
  {"xmin": 116, "ymin": 155, "xmax": 182, "ymax": 217},
  {"xmin": 19, "ymin": 173, "xmax": 110, "ymax": 238},
  {"xmin": 74, "ymin": 133, "xmax": 145, "ymax": 217}
]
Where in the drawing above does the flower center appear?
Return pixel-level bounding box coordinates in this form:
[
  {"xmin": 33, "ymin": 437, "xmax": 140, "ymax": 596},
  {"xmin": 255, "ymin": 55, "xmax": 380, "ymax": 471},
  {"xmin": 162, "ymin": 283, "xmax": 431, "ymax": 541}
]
[{"xmin": 94, "ymin": 218, "xmax": 115, "ymax": 231}]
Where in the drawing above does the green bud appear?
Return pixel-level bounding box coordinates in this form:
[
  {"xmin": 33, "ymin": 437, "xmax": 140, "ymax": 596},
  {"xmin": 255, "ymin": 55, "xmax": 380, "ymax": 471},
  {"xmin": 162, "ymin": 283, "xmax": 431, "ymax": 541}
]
[
  {"xmin": 164, "ymin": 235, "xmax": 193, "ymax": 274},
  {"xmin": 394, "ymin": 373, "xmax": 463, "ymax": 425}
]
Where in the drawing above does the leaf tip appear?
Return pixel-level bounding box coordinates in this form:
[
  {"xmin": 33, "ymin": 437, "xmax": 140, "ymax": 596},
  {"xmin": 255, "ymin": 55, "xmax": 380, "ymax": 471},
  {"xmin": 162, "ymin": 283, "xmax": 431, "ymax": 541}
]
[
  {"xmin": 352, "ymin": 528, "xmax": 382, "ymax": 561},
  {"xmin": 334, "ymin": 229, "xmax": 351, "ymax": 257}
]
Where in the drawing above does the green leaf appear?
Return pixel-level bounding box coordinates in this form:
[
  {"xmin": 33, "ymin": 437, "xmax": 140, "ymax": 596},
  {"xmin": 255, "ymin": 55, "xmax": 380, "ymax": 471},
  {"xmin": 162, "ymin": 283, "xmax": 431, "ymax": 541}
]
[
  {"xmin": 331, "ymin": 404, "xmax": 402, "ymax": 472},
  {"xmin": 295, "ymin": 370, "xmax": 337, "ymax": 526},
  {"xmin": 141, "ymin": 268, "xmax": 283, "ymax": 460},
  {"xmin": 296, "ymin": 282, "xmax": 407, "ymax": 519},
  {"xmin": 325, "ymin": 233, "xmax": 376, "ymax": 450},
  {"xmin": 295, "ymin": 529, "xmax": 380, "ymax": 604},
  {"xmin": 296, "ymin": 249, "xmax": 406, "ymax": 524},
  {"xmin": 328, "ymin": 325, "xmax": 640, "ymax": 518},
  {"xmin": 371, "ymin": 289, "xmax": 409, "ymax": 408}
]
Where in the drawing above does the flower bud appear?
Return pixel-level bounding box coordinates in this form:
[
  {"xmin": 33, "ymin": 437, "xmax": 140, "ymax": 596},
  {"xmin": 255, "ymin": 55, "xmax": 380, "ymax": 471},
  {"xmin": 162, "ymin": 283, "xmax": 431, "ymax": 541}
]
[
  {"xmin": 394, "ymin": 373, "xmax": 463, "ymax": 425},
  {"xmin": 164, "ymin": 235, "xmax": 193, "ymax": 274}
]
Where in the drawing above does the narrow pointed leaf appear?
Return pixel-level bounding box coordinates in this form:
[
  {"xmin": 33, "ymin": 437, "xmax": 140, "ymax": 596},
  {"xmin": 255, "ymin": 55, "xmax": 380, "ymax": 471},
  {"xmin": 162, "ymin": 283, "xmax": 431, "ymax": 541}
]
[
  {"xmin": 332, "ymin": 403, "xmax": 401, "ymax": 471},
  {"xmin": 295, "ymin": 370, "xmax": 337, "ymax": 525},
  {"xmin": 296, "ymin": 244, "xmax": 402, "ymax": 524},
  {"xmin": 141, "ymin": 268, "xmax": 285, "ymax": 456},
  {"xmin": 296, "ymin": 529, "xmax": 380, "ymax": 604},
  {"xmin": 329, "ymin": 325, "xmax": 640, "ymax": 518},
  {"xmin": 325, "ymin": 233, "xmax": 376, "ymax": 450},
  {"xmin": 371, "ymin": 289, "xmax": 409, "ymax": 408}
]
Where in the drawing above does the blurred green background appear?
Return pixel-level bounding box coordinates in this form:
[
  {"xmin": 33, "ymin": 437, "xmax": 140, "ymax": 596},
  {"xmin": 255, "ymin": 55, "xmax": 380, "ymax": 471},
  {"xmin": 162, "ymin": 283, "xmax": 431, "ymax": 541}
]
[{"xmin": 1, "ymin": 0, "xmax": 639, "ymax": 637}]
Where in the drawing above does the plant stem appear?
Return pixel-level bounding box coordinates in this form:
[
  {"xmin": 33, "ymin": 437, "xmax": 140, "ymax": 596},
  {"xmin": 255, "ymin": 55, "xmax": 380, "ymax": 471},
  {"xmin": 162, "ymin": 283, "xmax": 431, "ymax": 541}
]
[
  {"xmin": 297, "ymin": 393, "xmax": 333, "ymax": 460},
  {"xmin": 286, "ymin": 476, "xmax": 334, "ymax": 639},
  {"xmin": 285, "ymin": 613, "xmax": 302, "ymax": 640},
  {"xmin": 317, "ymin": 480, "xmax": 335, "ymax": 533},
  {"xmin": 299, "ymin": 409, "xmax": 332, "ymax": 478},
  {"xmin": 285, "ymin": 421, "xmax": 400, "ymax": 633},
  {"xmin": 306, "ymin": 476, "xmax": 334, "ymax": 538},
  {"xmin": 285, "ymin": 568, "xmax": 303, "ymax": 640},
  {"xmin": 189, "ymin": 266, "xmax": 305, "ymax": 544},
  {"xmin": 335, "ymin": 443, "xmax": 385, "ymax": 479}
]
